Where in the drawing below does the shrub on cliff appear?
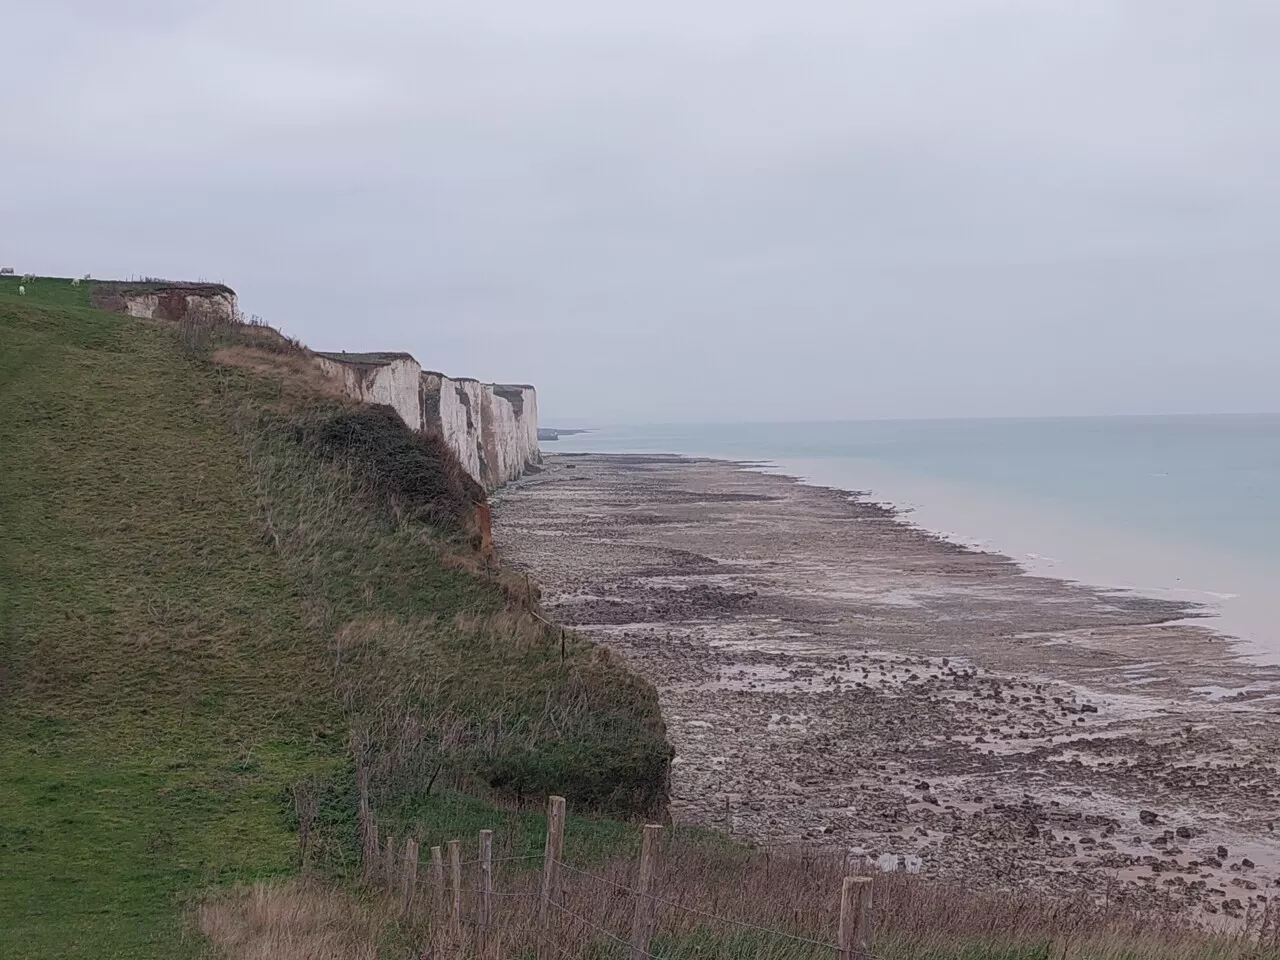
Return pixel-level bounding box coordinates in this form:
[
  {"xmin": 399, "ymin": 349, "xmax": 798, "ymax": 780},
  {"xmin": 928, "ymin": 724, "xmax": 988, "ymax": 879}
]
[
  {"xmin": 223, "ymin": 355, "xmax": 671, "ymax": 825},
  {"xmin": 294, "ymin": 405, "xmax": 484, "ymax": 538}
]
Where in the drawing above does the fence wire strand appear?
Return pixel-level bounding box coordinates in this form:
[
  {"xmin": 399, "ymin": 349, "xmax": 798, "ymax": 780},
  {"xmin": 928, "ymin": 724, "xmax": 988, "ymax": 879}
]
[
  {"xmin": 456, "ymin": 853, "xmax": 544, "ymax": 867},
  {"xmin": 552, "ymin": 858, "xmax": 840, "ymax": 952},
  {"xmin": 375, "ymin": 831, "xmax": 864, "ymax": 957},
  {"xmin": 550, "ymin": 899, "xmax": 659, "ymax": 958}
]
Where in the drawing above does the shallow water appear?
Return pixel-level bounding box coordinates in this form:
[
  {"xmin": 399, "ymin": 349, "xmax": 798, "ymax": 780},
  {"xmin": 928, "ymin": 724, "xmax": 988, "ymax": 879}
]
[{"xmin": 548, "ymin": 415, "xmax": 1280, "ymax": 660}]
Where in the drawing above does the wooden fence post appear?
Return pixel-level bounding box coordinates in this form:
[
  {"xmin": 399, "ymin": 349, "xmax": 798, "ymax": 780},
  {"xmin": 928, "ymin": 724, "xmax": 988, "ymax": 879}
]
[
  {"xmin": 355, "ymin": 749, "xmax": 376, "ymax": 883},
  {"xmin": 364, "ymin": 821, "xmax": 379, "ymax": 885},
  {"xmin": 448, "ymin": 839, "xmax": 462, "ymax": 936},
  {"xmin": 838, "ymin": 876, "xmax": 874, "ymax": 960},
  {"xmin": 402, "ymin": 838, "xmax": 419, "ymax": 909},
  {"xmin": 383, "ymin": 834, "xmax": 396, "ymax": 890},
  {"xmin": 629, "ymin": 824, "xmax": 662, "ymax": 960},
  {"xmin": 537, "ymin": 796, "xmax": 566, "ymax": 960},
  {"xmin": 431, "ymin": 845, "xmax": 445, "ymax": 916},
  {"xmin": 479, "ymin": 829, "xmax": 494, "ymax": 956}
]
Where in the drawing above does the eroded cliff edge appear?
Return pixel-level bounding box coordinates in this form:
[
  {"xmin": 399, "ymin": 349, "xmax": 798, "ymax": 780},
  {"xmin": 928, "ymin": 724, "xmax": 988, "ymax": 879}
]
[{"xmin": 91, "ymin": 280, "xmax": 541, "ymax": 491}]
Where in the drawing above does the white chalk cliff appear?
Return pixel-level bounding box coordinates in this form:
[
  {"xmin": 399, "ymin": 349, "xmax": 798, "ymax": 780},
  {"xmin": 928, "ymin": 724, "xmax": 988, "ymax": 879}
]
[
  {"xmin": 86, "ymin": 278, "xmax": 539, "ymax": 491},
  {"xmin": 89, "ymin": 281, "xmax": 239, "ymax": 324},
  {"xmin": 318, "ymin": 353, "xmax": 541, "ymax": 490},
  {"xmin": 315, "ymin": 352, "xmax": 424, "ymax": 433}
]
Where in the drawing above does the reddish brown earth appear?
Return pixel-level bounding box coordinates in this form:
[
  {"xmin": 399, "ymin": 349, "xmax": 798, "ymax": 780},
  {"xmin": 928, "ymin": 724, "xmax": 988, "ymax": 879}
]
[{"xmin": 493, "ymin": 453, "xmax": 1280, "ymax": 925}]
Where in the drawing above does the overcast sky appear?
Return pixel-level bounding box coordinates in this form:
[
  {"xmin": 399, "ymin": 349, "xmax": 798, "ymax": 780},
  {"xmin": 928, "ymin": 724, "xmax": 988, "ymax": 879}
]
[{"xmin": 3, "ymin": 1, "xmax": 1278, "ymax": 423}]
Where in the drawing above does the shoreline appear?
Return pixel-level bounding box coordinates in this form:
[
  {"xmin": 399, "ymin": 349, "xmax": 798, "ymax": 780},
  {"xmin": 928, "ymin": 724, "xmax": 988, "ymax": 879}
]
[
  {"xmin": 754, "ymin": 454, "xmax": 1272, "ymax": 660},
  {"xmin": 495, "ymin": 451, "xmax": 1280, "ymax": 923},
  {"xmin": 555, "ymin": 437, "xmax": 1278, "ymax": 664}
]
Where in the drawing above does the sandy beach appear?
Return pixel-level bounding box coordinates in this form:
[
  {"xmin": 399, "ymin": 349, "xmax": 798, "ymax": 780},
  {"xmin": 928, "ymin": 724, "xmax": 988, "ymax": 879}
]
[{"xmin": 494, "ymin": 452, "xmax": 1280, "ymax": 922}]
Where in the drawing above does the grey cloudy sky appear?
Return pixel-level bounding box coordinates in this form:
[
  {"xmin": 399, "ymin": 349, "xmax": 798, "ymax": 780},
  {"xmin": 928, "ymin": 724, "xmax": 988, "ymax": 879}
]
[{"xmin": 3, "ymin": 0, "xmax": 1278, "ymax": 423}]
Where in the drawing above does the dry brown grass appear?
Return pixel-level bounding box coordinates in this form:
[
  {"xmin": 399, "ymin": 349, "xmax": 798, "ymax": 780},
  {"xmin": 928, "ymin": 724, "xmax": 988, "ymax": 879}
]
[
  {"xmin": 212, "ymin": 344, "xmax": 352, "ymax": 405},
  {"xmin": 197, "ymin": 882, "xmax": 387, "ymax": 960},
  {"xmin": 198, "ymin": 836, "xmax": 1280, "ymax": 960}
]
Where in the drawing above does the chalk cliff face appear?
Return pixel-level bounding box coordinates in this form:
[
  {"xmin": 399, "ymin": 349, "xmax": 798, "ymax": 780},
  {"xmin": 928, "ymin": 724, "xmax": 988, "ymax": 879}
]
[
  {"xmin": 90, "ymin": 282, "xmax": 238, "ymax": 324},
  {"xmin": 419, "ymin": 371, "xmax": 542, "ymax": 489},
  {"xmin": 315, "ymin": 352, "xmax": 424, "ymax": 433},
  {"xmin": 90, "ymin": 276, "xmax": 539, "ymax": 491},
  {"xmin": 421, "ymin": 372, "xmax": 482, "ymax": 481},
  {"xmin": 317, "ymin": 355, "xmax": 541, "ymax": 491},
  {"xmin": 485, "ymin": 384, "xmax": 540, "ymax": 486}
]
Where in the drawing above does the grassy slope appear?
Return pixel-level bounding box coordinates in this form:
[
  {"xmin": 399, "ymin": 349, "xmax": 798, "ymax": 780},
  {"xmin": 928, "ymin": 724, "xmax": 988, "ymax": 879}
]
[
  {"xmin": 0, "ymin": 279, "xmax": 341, "ymax": 956},
  {"xmin": 0, "ymin": 277, "xmax": 667, "ymax": 957}
]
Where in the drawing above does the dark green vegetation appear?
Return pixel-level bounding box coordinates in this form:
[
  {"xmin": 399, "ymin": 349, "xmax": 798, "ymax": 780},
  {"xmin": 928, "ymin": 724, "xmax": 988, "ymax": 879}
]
[{"xmin": 0, "ymin": 276, "xmax": 668, "ymax": 958}]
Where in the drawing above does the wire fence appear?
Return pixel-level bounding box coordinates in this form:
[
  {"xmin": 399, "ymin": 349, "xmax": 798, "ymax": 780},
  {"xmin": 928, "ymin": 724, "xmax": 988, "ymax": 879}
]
[
  {"xmin": 552, "ymin": 859, "xmax": 843, "ymax": 953},
  {"xmin": 359, "ymin": 794, "xmax": 881, "ymax": 960}
]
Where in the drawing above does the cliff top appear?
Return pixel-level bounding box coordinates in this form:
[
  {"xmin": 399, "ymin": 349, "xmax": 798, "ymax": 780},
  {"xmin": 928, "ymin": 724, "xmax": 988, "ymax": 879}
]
[
  {"xmin": 90, "ymin": 279, "xmax": 236, "ymax": 296},
  {"xmin": 315, "ymin": 350, "xmax": 416, "ymax": 366},
  {"xmin": 422, "ymin": 370, "xmax": 535, "ymax": 390}
]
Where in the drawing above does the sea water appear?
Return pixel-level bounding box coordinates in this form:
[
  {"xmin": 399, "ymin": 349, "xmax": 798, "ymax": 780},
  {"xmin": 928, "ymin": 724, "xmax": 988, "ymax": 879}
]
[{"xmin": 548, "ymin": 416, "xmax": 1280, "ymax": 660}]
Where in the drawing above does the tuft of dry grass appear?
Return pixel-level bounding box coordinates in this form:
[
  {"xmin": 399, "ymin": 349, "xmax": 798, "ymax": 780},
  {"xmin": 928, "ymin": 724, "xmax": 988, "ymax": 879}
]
[
  {"xmin": 212, "ymin": 344, "xmax": 352, "ymax": 404},
  {"xmin": 197, "ymin": 882, "xmax": 386, "ymax": 960},
  {"xmin": 176, "ymin": 303, "xmax": 308, "ymax": 361}
]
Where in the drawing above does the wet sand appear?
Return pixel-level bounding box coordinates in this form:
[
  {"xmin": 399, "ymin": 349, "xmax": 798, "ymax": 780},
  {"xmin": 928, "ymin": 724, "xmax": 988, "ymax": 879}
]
[{"xmin": 493, "ymin": 453, "xmax": 1280, "ymax": 922}]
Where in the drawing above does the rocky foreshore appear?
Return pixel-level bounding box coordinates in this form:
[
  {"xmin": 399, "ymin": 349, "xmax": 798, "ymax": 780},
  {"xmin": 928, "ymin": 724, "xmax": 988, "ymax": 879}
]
[{"xmin": 493, "ymin": 453, "xmax": 1280, "ymax": 923}]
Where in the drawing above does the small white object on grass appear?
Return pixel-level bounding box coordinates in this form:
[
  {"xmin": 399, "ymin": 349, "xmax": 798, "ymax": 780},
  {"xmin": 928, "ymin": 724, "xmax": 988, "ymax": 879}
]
[
  {"xmin": 18, "ymin": 285, "xmax": 26, "ymax": 296},
  {"xmin": 70, "ymin": 277, "xmax": 81, "ymax": 286}
]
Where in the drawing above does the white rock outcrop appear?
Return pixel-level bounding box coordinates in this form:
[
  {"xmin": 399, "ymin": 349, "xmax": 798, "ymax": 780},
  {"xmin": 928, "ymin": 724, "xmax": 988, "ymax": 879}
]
[
  {"xmin": 483, "ymin": 384, "xmax": 540, "ymax": 486},
  {"xmin": 419, "ymin": 372, "xmax": 541, "ymax": 488},
  {"xmin": 319, "ymin": 357, "xmax": 541, "ymax": 490},
  {"xmin": 421, "ymin": 372, "xmax": 481, "ymax": 480},
  {"xmin": 316, "ymin": 352, "xmax": 425, "ymax": 433},
  {"xmin": 90, "ymin": 282, "xmax": 239, "ymax": 325},
  {"xmin": 122, "ymin": 290, "xmax": 239, "ymax": 323}
]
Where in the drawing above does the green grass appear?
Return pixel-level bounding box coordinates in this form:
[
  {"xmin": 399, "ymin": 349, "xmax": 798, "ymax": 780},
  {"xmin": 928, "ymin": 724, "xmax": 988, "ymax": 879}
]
[
  {"xmin": 0, "ymin": 278, "xmax": 669, "ymax": 958},
  {"xmin": 0, "ymin": 284, "xmax": 342, "ymax": 957},
  {"xmin": 0, "ymin": 274, "xmax": 93, "ymax": 309},
  {"xmin": 376, "ymin": 789, "xmax": 640, "ymax": 864}
]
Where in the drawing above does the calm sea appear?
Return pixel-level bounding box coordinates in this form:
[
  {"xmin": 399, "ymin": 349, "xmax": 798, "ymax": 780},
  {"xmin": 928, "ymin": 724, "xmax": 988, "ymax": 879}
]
[{"xmin": 548, "ymin": 416, "xmax": 1280, "ymax": 659}]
